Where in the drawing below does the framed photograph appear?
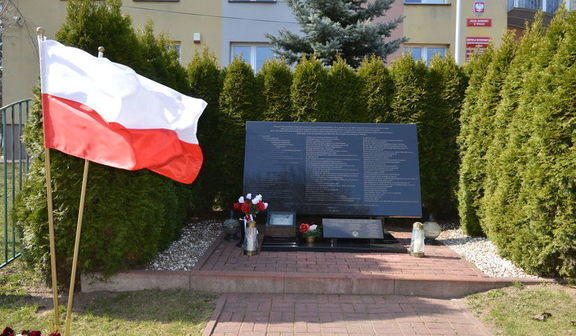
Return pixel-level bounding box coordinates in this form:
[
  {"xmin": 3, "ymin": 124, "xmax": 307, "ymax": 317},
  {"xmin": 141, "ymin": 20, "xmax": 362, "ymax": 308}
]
[{"xmin": 266, "ymin": 211, "xmax": 296, "ymax": 227}]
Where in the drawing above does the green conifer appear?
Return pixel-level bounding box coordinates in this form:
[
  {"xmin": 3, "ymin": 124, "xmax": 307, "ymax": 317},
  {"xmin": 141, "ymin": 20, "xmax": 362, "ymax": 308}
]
[
  {"xmin": 186, "ymin": 49, "xmax": 223, "ymax": 211},
  {"xmin": 357, "ymin": 55, "xmax": 394, "ymax": 123},
  {"xmin": 326, "ymin": 57, "xmax": 361, "ymax": 122},
  {"xmin": 16, "ymin": 0, "xmax": 190, "ymax": 283},
  {"xmin": 268, "ymin": 0, "xmax": 406, "ymax": 67},
  {"xmin": 258, "ymin": 59, "xmax": 293, "ymax": 121},
  {"xmin": 290, "ymin": 56, "xmax": 328, "ymax": 122},
  {"xmin": 426, "ymin": 55, "xmax": 467, "ymax": 218},
  {"xmin": 218, "ymin": 58, "xmax": 259, "ymax": 204}
]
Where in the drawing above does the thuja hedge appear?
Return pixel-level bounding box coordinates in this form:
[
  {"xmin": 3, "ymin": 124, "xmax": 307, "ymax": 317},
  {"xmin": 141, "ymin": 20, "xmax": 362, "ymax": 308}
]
[
  {"xmin": 203, "ymin": 53, "xmax": 466, "ymax": 218},
  {"xmin": 458, "ymin": 10, "xmax": 575, "ymax": 279},
  {"xmin": 16, "ymin": 1, "xmax": 469, "ymax": 283},
  {"xmin": 15, "ymin": 0, "xmax": 193, "ymax": 283}
]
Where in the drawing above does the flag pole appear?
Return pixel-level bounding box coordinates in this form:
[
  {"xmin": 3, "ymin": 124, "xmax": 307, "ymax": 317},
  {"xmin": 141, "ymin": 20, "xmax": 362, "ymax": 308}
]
[
  {"xmin": 63, "ymin": 159, "xmax": 89, "ymax": 336},
  {"xmin": 62, "ymin": 45, "xmax": 103, "ymax": 336},
  {"xmin": 36, "ymin": 27, "xmax": 61, "ymax": 331}
]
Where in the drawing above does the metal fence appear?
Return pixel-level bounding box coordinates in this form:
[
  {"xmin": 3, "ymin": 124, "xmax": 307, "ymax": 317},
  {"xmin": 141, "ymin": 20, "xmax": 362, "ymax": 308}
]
[{"xmin": 1, "ymin": 98, "xmax": 31, "ymax": 268}]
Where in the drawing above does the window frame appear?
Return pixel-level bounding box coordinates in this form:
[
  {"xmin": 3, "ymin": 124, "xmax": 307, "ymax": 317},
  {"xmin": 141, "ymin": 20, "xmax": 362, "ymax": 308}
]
[
  {"xmin": 403, "ymin": 45, "xmax": 448, "ymax": 65},
  {"xmin": 230, "ymin": 43, "xmax": 275, "ymax": 72}
]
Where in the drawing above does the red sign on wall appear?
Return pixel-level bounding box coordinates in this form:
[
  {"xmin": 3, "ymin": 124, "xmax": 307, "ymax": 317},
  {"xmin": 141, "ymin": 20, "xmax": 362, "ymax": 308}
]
[
  {"xmin": 467, "ymin": 18, "xmax": 492, "ymax": 27},
  {"xmin": 466, "ymin": 37, "xmax": 492, "ymax": 61}
]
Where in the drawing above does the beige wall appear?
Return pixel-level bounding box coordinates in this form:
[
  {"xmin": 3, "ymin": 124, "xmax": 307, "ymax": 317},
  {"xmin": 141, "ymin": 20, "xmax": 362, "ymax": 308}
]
[
  {"xmin": 3, "ymin": 0, "xmax": 222, "ymax": 105},
  {"xmin": 394, "ymin": 0, "xmax": 508, "ymax": 63}
]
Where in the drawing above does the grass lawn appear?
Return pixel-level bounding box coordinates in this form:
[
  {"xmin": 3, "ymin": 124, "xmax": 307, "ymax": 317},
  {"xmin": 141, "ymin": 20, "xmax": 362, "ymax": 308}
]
[
  {"xmin": 467, "ymin": 283, "xmax": 576, "ymax": 336},
  {"xmin": 0, "ymin": 260, "xmax": 217, "ymax": 335}
]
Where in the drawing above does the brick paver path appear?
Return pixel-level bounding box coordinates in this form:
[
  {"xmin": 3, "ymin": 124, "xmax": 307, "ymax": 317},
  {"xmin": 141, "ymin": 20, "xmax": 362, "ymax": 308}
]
[
  {"xmin": 205, "ymin": 294, "xmax": 492, "ymax": 336},
  {"xmin": 198, "ymin": 229, "xmax": 487, "ymax": 279}
]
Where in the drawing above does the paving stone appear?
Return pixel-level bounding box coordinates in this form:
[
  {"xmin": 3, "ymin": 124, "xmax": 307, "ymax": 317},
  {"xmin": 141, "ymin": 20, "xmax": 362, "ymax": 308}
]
[{"xmin": 203, "ymin": 294, "xmax": 493, "ymax": 336}]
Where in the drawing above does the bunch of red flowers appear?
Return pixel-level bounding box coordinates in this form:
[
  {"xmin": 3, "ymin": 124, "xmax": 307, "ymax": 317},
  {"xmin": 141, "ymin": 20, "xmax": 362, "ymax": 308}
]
[
  {"xmin": 232, "ymin": 193, "xmax": 268, "ymax": 221},
  {"xmin": 1, "ymin": 328, "xmax": 60, "ymax": 336},
  {"xmin": 299, "ymin": 223, "xmax": 321, "ymax": 238}
]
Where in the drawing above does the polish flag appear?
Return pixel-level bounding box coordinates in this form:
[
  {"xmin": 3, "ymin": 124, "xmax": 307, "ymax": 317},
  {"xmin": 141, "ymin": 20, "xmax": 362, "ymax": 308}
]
[{"xmin": 39, "ymin": 39, "xmax": 207, "ymax": 184}]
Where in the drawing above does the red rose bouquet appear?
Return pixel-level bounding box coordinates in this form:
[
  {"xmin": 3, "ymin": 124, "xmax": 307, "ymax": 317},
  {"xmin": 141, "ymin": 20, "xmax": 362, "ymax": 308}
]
[
  {"xmin": 1, "ymin": 328, "xmax": 60, "ymax": 336},
  {"xmin": 299, "ymin": 223, "xmax": 322, "ymax": 238},
  {"xmin": 233, "ymin": 193, "xmax": 268, "ymax": 221}
]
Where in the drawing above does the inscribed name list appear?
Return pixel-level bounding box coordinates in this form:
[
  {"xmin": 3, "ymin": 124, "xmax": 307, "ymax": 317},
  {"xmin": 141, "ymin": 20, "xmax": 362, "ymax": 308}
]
[{"xmin": 243, "ymin": 122, "xmax": 422, "ymax": 217}]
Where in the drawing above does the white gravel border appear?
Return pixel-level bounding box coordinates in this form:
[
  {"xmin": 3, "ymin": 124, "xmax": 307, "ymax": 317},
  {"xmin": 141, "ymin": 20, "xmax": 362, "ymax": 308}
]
[
  {"xmin": 436, "ymin": 225, "xmax": 543, "ymax": 279},
  {"xmin": 146, "ymin": 219, "xmax": 222, "ymax": 271}
]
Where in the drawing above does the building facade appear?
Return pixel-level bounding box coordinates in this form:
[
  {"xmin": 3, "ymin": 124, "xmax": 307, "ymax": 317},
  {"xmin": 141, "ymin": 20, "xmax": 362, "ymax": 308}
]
[
  {"xmin": 2, "ymin": 0, "xmax": 574, "ymax": 105},
  {"xmin": 2, "ymin": 0, "xmax": 224, "ymax": 105}
]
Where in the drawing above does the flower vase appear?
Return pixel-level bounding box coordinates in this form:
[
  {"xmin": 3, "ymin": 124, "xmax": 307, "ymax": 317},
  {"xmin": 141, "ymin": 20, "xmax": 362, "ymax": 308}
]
[
  {"xmin": 243, "ymin": 220, "xmax": 259, "ymax": 256},
  {"xmin": 305, "ymin": 236, "xmax": 315, "ymax": 244}
]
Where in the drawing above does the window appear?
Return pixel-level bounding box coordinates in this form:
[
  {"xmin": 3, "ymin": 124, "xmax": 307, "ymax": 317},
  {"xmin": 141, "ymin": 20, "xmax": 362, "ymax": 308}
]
[
  {"xmin": 231, "ymin": 44, "xmax": 275, "ymax": 71},
  {"xmin": 404, "ymin": 0, "xmax": 449, "ymax": 4},
  {"xmin": 404, "ymin": 45, "xmax": 447, "ymax": 65},
  {"xmin": 167, "ymin": 41, "xmax": 181, "ymax": 62},
  {"xmin": 507, "ymin": 0, "xmax": 563, "ymax": 13}
]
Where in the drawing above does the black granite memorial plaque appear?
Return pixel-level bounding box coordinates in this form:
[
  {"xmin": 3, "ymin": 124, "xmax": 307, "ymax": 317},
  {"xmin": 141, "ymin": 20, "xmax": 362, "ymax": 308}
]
[
  {"xmin": 244, "ymin": 122, "xmax": 422, "ymax": 217},
  {"xmin": 322, "ymin": 218, "xmax": 384, "ymax": 239}
]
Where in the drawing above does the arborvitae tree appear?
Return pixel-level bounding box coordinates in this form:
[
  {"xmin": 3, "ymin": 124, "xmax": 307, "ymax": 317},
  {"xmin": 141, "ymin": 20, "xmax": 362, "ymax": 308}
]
[
  {"xmin": 494, "ymin": 9, "xmax": 575, "ymax": 278},
  {"xmin": 326, "ymin": 57, "xmax": 362, "ymax": 122},
  {"xmin": 267, "ymin": 0, "xmax": 406, "ymax": 67},
  {"xmin": 138, "ymin": 22, "xmax": 189, "ymax": 93},
  {"xmin": 458, "ymin": 33, "xmax": 516, "ymax": 236},
  {"xmin": 456, "ymin": 48, "xmax": 494, "ymax": 236},
  {"xmin": 389, "ymin": 55, "xmax": 429, "ymax": 124},
  {"xmin": 16, "ymin": 0, "xmax": 190, "ymax": 283},
  {"xmin": 56, "ymin": 0, "xmax": 144, "ymax": 69},
  {"xmin": 389, "ymin": 55, "xmax": 436, "ymax": 214},
  {"xmin": 357, "ymin": 55, "xmax": 394, "ymax": 123},
  {"xmin": 186, "ymin": 49, "xmax": 223, "ymax": 212},
  {"xmin": 290, "ymin": 56, "xmax": 328, "ymax": 122},
  {"xmin": 258, "ymin": 59, "xmax": 293, "ymax": 121},
  {"xmin": 218, "ymin": 58, "xmax": 259, "ymax": 205},
  {"xmin": 480, "ymin": 15, "xmax": 545, "ymax": 243},
  {"xmin": 426, "ymin": 55, "xmax": 467, "ymax": 218}
]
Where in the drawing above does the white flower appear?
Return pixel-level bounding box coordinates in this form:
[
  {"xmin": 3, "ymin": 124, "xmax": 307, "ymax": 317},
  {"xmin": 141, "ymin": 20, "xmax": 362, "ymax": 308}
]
[
  {"xmin": 252, "ymin": 198, "xmax": 259, "ymax": 205},
  {"xmin": 255, "ymin": 194, "xmax": 263, "ymax": 202},
  {"xmin": 263, "ymin": 202, "xmax": 268, "ymax": 210},
  {"xmin": 246, "ymin": 193, "xmax": 252, "ymax": 199},
  {"xmin": 238, "ymin": 196, "xmax": 245, "ymax": 203},
  {"xmin": 309, "ymin": 224, "xmax": 317, "ymax": 231}
]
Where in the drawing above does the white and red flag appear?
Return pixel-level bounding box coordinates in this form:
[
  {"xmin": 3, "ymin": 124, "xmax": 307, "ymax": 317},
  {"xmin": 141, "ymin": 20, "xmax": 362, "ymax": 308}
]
[{"xmin": 39, "ymin": 39, "xmax": 207, "ymax": 183}]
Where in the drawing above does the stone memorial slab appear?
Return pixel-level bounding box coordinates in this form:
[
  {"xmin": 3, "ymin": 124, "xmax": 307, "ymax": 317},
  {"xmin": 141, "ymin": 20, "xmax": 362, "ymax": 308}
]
[
  {"xmin": 244, "ymin": 121, "xmax": 422, "ymax": 217},
  {"xmin": 322, "ymin": 218, "xmax": 384, "ymax": 239}
]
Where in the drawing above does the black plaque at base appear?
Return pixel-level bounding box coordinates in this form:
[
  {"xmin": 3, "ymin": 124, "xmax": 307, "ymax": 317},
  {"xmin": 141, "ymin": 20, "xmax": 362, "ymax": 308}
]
[{"xmin": 260, "ymin": 234, "xmax": 407, "ymax": 253}]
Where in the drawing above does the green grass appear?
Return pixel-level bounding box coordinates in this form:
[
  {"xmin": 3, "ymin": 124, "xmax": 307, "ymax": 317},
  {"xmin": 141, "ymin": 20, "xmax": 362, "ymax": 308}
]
[
  {"xmin": 1, "ymin": 260, "xmax": 217, "ymax": 335},
  {"xmin": 467, "ymin": 284, "xmax": 576, "ymax": 336}
]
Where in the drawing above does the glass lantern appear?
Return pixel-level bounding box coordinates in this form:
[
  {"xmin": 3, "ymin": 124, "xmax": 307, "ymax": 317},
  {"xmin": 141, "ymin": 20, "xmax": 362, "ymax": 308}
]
[{"xmin": 410, "ymin": 222, "xmax": 425, "ymax": 257}]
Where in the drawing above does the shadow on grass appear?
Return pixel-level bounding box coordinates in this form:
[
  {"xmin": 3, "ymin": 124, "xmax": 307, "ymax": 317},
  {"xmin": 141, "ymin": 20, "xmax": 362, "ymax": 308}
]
[{"xmin": 81, "ymin": 289, "xmax": 216, "ymax": 324}]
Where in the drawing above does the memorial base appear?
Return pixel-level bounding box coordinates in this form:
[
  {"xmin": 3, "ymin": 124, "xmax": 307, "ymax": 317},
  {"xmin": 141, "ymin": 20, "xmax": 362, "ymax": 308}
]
[{"xmin": 261, "ymin": 235, "xmax": 407, "ymax": 253}]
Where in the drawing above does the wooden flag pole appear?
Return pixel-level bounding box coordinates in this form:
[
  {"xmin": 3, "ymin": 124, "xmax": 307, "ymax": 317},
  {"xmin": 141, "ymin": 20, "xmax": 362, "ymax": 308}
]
[
  {"xmin": 63, "ymin": 159, "xmax": 89, "ymax": 336},
  {"xmin": 37, "ymin": 26, "xmax": 61, "ymax": 331},
  {"xmin": 63, "ymin": 46, "xmax": 104, "ymax": 336}
]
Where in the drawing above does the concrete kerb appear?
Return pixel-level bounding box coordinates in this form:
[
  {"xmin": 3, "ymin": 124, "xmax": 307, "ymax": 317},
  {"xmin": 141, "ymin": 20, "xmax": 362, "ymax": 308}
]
[{"xmin": 81, "ymin": 268, "xmax": 552, "ymax": 298}]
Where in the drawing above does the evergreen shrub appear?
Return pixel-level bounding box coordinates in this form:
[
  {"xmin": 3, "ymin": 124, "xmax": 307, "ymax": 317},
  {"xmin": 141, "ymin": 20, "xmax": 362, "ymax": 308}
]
[
  {"xmin": 218, "ymin": 58, "xmax": 260, "ymax": 205},
  {"xmin": 15, "ymin": 0, "xmax": 192, "ymax": 283},
  {"xmin": 357, "ymin": 55, "xmax": 394, "ymax": 123},
  {"xmin": 290, "ymin": 56, "xmax": 328, "ymax": 122},
  {"xmin": 258, "ymin": 59, "xmax": 293, "ymax": 121},
  {"xmin": 187, "ymin": 50, "xmax": 223, "ymax": 211}
]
